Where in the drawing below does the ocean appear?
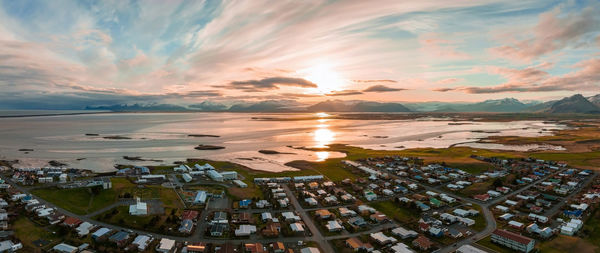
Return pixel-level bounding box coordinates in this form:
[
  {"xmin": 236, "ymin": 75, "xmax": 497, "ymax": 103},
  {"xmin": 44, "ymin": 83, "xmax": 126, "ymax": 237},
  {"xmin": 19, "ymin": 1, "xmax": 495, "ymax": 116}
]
[{"xmin": 0, "ymin": 112, "xmax": 566, "ymax": 172}]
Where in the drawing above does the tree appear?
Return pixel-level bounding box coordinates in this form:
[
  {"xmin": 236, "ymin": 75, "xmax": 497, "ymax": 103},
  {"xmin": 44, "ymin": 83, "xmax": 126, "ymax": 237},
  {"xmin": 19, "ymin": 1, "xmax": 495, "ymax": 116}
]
[
  {"xmin": 493, "ymin": 178, "xmax": 503, "ymax": 188},
  {"xmin": 90, "ymin": 185, "xmax": 103, "ymax": 195}
]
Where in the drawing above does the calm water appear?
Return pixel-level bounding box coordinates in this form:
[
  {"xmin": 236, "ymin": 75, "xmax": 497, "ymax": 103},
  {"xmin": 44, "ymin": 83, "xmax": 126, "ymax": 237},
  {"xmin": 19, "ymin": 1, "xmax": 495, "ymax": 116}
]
[{"xmin": 0, "ymin": 112, "xmax": 567, "ymax": 172}]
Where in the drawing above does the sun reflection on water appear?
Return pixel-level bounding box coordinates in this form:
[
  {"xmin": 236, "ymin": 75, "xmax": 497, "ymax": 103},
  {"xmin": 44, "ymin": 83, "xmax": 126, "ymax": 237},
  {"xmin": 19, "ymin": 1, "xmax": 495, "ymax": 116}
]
[
  {"xmin": 315, "ymin": 151, "xmax": 329, "ymax": 161},
  {"xmin": 313, "ymin": 128, "xmax": 335, "ymax": 148}
]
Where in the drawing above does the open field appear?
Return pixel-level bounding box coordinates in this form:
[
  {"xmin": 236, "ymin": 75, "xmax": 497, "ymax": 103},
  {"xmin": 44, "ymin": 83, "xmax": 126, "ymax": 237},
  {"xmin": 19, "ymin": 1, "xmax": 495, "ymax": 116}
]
[
  {"xmin": 93, "ymin": 206, "xmax": 183, "ymax": 235},
  {"xmin": 476, "ymin": 235, "xmax": 516, "ymax": 253},
  {"xmin": 32, "ymin": 186, "xmax": 117, "ymax": 215},
  {"xmin": 582, "ymin": 204, "xmax": 600, "ymax": 252},
  {"xmin": 470, "ymin": 204, "xmax": 487, "ymax": 232},
  {"xmin": 369, "ymin": 200, "xmax": 420, "ymax": 224},
  {"xmin": 537, "ymin": 235, "xmax": 598, "ymax": 253},
  {"xmin": 13, "ymin": 217, "xmax": 59, "ymax": 252},
  {"xmin": 457, "ymin": 180, "xmax": 494, "ymax": 198},
  {"xmin": 32, "ymin": 177, "xmax": 182, "ymax": 215}
]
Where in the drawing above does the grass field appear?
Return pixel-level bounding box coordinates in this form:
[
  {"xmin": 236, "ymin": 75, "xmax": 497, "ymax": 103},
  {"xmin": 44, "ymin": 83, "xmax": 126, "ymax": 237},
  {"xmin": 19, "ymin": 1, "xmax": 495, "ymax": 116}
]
[
  {"xmin": 476, "ymin": 235, "xmax": 516, "ymax": 253},
  {"xmin": 457, "ymin": 180, "xmax": 494, "ymax": 198},
  {"xmin": 470, "ymin": 204, "xmax": 487, "ymax": 232},
  {"xmin": 32, "ymin": 177, "xmax": 183, "ymax": 215},
  {"xmin": 32, "ymin": 186, "xmax": 117, "ymax": 215},
  {"xmin": 445, "ymin": 162, "xmax": 491, "ymax": 175},
  {"xmin": 13, "ymin": 217, "xmax": 59, "ymax": 251},
  {"xmin": 537, "ymin": 235, "xmax": 598, "ymax": 253},
  {"xmin": 93, "ymin": 206, "xmax": 182, "ymax": 235},
  {"xmin": 582, "ymin": 205, "xmax": 600, "ymax": 252},
  {"xmin": 369, "ymin": 200, "xmax": 420, "ymax": 224}
]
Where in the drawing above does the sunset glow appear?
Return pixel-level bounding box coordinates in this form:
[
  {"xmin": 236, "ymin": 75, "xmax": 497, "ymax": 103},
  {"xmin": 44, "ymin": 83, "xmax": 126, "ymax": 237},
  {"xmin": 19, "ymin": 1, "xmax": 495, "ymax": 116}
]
[
  {"xmin": 303, "ymin": 63, "xmax": 346, "ymax": 95},
  {"xmin": 0, "ymin": 1, "xmax": 597, "ymax": 108}
]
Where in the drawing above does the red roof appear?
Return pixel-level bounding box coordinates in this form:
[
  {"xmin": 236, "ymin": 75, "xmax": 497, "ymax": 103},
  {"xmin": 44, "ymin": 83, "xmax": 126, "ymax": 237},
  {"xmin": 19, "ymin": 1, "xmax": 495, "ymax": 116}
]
[
  {"xmin": 412, "ymin": 235, "xmax": 433, "ymax": 249},
  {"xmin": 473, "ymin": 194, "xmax": 490, "ymax": 201},
  {"xmin": 493, "ymin": 229, "xmax": 533, "ymax": 245},
  {"xmin": 419, "ymin": 222, "xmax": 430, "ymax": 231},
  {"xmin": 182, "ymin": 210, "xmax": 199, "ymax": 220},
  {"xmin": 63, "ymin": 217, "xmax": 82, "ymax": 226}
]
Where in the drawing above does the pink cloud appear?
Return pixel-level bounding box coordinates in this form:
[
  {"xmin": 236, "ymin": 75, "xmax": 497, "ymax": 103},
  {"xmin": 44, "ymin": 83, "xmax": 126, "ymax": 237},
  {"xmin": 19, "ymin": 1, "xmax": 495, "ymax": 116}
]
[
  {"xmin": 434, "ymin": 58, "xmax": 600, "ymax": 93},
  {"xmin": 419, "ymin": 33, "xmax": 470, "ymax": 60},
  {"xmin": 491, "ymin": 5, "xmax": 600, "ymax": 62}
]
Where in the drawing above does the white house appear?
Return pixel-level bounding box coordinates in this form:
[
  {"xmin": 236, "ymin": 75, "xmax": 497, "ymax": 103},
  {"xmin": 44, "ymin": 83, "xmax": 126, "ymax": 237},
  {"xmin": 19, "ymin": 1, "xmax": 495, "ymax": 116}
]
[
  {"xmin": 182, "ymin": 173, "xmax": 193, "ymax": 183},
  {"xmin": 129, "ymin": 197, "xmax": 148, "ymax": 216},
  {"xmin": 132, "ymin": 235, "xmax": 152, "ymax": 251},
  {"xmin": 194, "ymin": 191, "xmax": 207, "ymax": 204},
  {"xmin": 235, "ymin": 225, "xmax": 257, "ymax": 236},
  {"xmin": 156, "ymin": 238, "xmax": 175, "ymax": 253},
  {"xmin": 207, "ymin": 170, "xmax": 224, "ymax": 182},
  {"xmin": 221, "ymin": 171, "xmax": 238, "ymax": 180}
]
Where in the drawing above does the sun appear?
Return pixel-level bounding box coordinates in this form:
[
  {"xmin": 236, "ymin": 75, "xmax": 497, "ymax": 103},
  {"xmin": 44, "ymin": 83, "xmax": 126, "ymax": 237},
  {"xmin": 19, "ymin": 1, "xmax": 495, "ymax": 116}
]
[{"xmin": 302, "ymin": 63, "xmax": 346, "ymax": 94}]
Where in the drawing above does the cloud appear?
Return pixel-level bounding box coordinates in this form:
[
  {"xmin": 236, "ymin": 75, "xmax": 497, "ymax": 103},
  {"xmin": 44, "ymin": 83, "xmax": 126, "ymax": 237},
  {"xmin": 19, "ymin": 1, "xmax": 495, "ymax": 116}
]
[
  {"xmin": 353, "ymin": 79, "xmax": 397, "ymax": 83},
  {"xmin": 419, "ymin": 33, "xmax": 470, "ymax": 60},
  {"xmin": 218, "ymin": 76, "xmax": 317, "ymax": 92},
  {"xmin": 363, "ymin": 85, "xmax": 406, "ymax": 93},
  {"xmin": 434, "ymin": 58, "xmax": 600, "ymax": 93},
  {"xmin": 491, "ymin": 5, "xmax": 600, "ymax": 61},
  {"xmin": 279, "ymin": 93, "xmax": 323, "ymax": 98},
  {"xmin": 325, "ymin": 90, "xmax": 363, "ymax": 96},
  {"xmin": 435, "ymin": 78, "xmax": 462, "ymax": 85},
  {"xmin": 432, "ymin": 87, "xmax": 455, "ymax": 92},
  {"xmin": 0, "ymin": 0, "xmax": 597, "ymax": 106}
]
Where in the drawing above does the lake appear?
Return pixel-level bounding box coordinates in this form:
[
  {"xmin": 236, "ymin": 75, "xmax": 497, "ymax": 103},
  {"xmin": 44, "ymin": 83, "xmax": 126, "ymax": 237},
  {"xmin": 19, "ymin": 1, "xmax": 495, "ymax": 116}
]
[{"xmin": 0, "ymin": 112, "xmax": 567, "ymax": 172}]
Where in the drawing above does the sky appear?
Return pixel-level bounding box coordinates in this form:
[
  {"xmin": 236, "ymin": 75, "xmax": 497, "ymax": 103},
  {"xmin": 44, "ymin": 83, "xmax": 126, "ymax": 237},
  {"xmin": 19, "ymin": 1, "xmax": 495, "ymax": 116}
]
[{"xmin": 0, "ymin": 0, "xmax": 599, "ymax": 109}]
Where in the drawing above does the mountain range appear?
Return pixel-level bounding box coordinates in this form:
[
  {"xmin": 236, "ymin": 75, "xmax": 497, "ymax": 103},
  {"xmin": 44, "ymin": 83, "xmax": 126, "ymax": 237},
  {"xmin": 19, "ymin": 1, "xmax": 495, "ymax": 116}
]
[{"xmin": 84, "ymin": 94, "xmax": 600, "ymax": 114}]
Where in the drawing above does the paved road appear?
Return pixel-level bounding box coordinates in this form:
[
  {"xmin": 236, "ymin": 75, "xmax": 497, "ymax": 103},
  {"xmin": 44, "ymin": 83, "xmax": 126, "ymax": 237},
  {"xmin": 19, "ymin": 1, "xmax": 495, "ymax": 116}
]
[
  {"xmin": 544, "ymin": 172, "xmax": 597, "ymax": 218},
  {"xmin": 282, "ymin": 184, "xmax": 335, "ymax": 253}
]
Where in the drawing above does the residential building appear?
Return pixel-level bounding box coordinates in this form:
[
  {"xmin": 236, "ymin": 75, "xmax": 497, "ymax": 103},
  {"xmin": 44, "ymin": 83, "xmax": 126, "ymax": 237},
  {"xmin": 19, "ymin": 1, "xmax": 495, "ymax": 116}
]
[
  {"xmin": 491, "ymin": 229, "xmax": 535, "ymax": 253},
  {"xmin": 156, "ymin": 238, "xmax": 176, "ymax": 253}
]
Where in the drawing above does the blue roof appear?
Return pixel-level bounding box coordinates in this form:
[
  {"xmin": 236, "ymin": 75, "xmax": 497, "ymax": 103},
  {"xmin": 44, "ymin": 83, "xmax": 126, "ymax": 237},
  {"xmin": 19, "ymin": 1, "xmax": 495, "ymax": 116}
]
[
  {"xmin": 563, "ymin": 210, "xmax": 582, "ymax": 217},
  {"xmin": 239, "ymin": 199, "xmax": 252, "ymax": 206},
  {"xmin": 109, "ymin": 231, "xmax": 129, "ymax": 241}
]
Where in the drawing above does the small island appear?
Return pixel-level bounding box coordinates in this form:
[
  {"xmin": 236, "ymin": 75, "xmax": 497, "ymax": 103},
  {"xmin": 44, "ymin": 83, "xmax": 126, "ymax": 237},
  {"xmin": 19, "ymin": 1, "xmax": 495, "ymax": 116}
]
[
  {"xmin": 48, "ymin": 160, "xmax": 67, "ymax": 167},
  {"xmin": 18, "ymin": 149, "xmax": 34, "ymax": 152},
  {"xmin": 258, "ymin": 149, "xmax": 295, "ymax": 155},
  {"xmin": 123, "ymin": 156, "xmax": 163, "ymax": 162},
  {"xmin": 85, "ymin": 133, "xmax": 100, "ymax": 136},
  {"xmin": 103, "ymin": 135, "xmax": 132, "ymax": 140},
  {"xmin": 188, "ymin": 134, "xmax": 220, "ymax": 138},
  {"xmin": 194, "ymin": 144, "xmax": 225, "ymax": 150},
  {"xmin": 372, "ymin": 135, "xmax": 388, "ymax": 139}
]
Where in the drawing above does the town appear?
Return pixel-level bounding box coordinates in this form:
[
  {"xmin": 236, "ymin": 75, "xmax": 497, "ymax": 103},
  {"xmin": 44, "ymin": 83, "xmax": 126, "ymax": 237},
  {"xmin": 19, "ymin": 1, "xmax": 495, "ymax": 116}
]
[{"xmin": 0, "ymin": 154, "xmax": 597, "ymax": 253}]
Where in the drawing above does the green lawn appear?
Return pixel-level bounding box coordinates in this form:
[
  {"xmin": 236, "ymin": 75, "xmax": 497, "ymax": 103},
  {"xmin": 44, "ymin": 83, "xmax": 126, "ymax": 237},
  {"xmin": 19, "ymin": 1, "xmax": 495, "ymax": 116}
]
[
  {"xmin": 530, "ymin": 151, "xmax": 600, "ymax": 168},
  {"xmin": 476, "ymin": 235, "xmax": 517, "ymax": 253},
  {"xmin": 32, "ymin": 186, "xmax": 117, "ymax": 215},
  {"xmin": 582, "ymin": 206, "xmax": 600, "ymax": 252},
  {"xmin": 457, "ymin": 180, "xmax": 494, "ymax": 197},
  {"xmin": 537, "ymin": 235, "xmax": 598, "ymax": 253},
  {"xmin": 13, "ymin": 217, "xmax": 60, "ymax": 251},
  {"xmin": 470, "ymin": 204, "xmax": 487, "ymax": 232},
  {"xmin": 32, "ymin": 177, "xmax": 182, "ymax": 215},
  {"xmin": 93, "ymin": 206, "xmax": 182, "ymax": 235},
  {"xmin": 445, "ymin": 162, "xmax": 491, "ymax": 175},
  {"xmin": 370, "ymin": 200, "xmax": 420, "ymax": 224}
]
